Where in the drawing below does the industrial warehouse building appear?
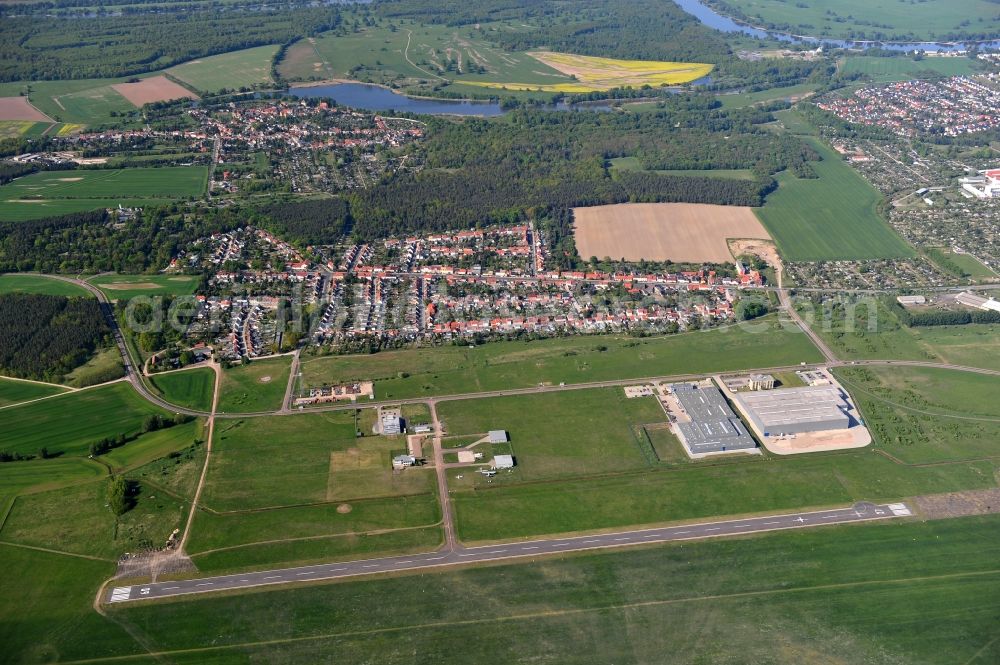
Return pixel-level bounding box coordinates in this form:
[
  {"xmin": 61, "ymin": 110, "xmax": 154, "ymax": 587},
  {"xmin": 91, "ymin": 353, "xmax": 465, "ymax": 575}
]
[
  {"xmin": 668, "ymin": 383, "xmax": 756, "ymax": 455},
  {"xmin": 735, "ymin": 386, "xmax": 853, "ymax": 436}
]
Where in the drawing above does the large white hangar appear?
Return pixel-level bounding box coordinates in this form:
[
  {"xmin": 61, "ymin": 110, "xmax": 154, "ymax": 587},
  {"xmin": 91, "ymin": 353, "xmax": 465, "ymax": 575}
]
[{"xmin": 735, "ymin": 386, "xmax": 851, "ymax": 436}]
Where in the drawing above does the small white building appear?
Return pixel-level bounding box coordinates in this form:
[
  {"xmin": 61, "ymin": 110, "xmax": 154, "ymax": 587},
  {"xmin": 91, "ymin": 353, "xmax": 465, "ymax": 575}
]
[
  {"xmin": 488, "ymin": 430, "xmax": 508, "ymax": 443},
  {"xmin": 493, "ymin": 454, "xmax": 515, "ymax": 469},
  {"xmin": 392, "ymin": 454, "xmax": 417, "ymax": 469},
  {"xmin": 896, "ymin": 295, "xmax": 926, "ymax": 307},
  {"xmin": 412, "ymin": 423, "xmax": 432, "ymax": 434}
]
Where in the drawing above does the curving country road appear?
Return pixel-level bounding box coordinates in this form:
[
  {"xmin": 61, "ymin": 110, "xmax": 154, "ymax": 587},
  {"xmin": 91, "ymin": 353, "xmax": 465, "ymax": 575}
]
[{"xmin": 106, "ymin": 501, "xmax": 912, "ymax": 603}]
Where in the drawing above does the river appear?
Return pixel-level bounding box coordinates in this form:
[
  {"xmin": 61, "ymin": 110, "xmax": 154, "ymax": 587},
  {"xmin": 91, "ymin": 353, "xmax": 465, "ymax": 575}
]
[{"xmin": 672, "ymin": 0, "xmax": 1000, "ymax": 52}]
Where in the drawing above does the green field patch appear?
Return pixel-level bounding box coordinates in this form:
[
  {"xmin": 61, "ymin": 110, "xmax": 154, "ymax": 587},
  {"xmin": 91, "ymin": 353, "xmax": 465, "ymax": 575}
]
[
  {"xmin": 0, "ymin": 376, "xmax": 68, "ymax": 407},
  {"xmin": 203, "ymin": 413, "xmax": 434, "ymax": 511},
  {"xmin": 609, "ymin": 156, "xmax": 755, "ymax": 179},
  {"xmin": 715, "ymin": 0, "xmax": 997, "ymax": 41},
  {"xmin": 644, "ymin": 424, "xmax": 687, "ymax": 463},
  {"xmin": 100, "ymin": 419, "xmax": 204, "ymax": 471},
  {"xmin": 0, "ymin": 197, "xmax": 156, "ymax": 222},
  {"xmin": 0, "ymin": 476, "xmax": 187, "ymax": 559},
  {"xmin": 149, "ymin": 367, "xmax": 215, "ymax": 411},
  {"xmin": 800, "ymin": 296, "xmax": 1000, "ymax": 371},
  {"xmin": 216, "ymin": 356, "xmax": 292, "ymax": 413},
  {"xmin": 280, "ymin": 21, "xmax": 573, "ymax": 93},
  {"xmin": 451, "ymin": 448, "xmax": 993, "ymax": 541},
  {"xmin": 166, "ymin": 44, "xmax": 279, "ymax": 92},
  {"xmin": 1, "ymin": 382, "xmax": 173, "ymax": 457},
  {"xmin": 0, "ymin": 546, "xmax": 127, "ymax": 664},
  {"xmin": 0, "ymin": 166, "xmax": 207, "ymax": 222},
  {"xmin": 925, "ymin": 246, "xmax": 996, "ymax": 280},
  {"xmin": 0, "ymin": 78, "xmax": 141, "ymax": 126},
  {"xmin": 189, "ymin": 525, "xmax": 443, "ymax": 573},
  {"xmin": 840, "ymin": 56, "xmax": 978, "ymax": 83},
  {"xmin": 438, "ymin": 388, "xmax": 665, "ymax": 483},
  {"xmin": 0, "ymin": 273, "xmax": 93, "ymax": 297},
  {"xmin": 89, "ymin": 273, "xmax": 201, "ymax": 301},
  {"xmin": 127, "ymin": 439, "xmax": 207, "ymax": 504},
  {"xmin": 1, "ymin": 167, "xmax": 206, "ymax": 200},
  {"xmin": 0, "ymin": 120, "xmax": 49, "ymax": 139},
  {"xmin": 837, "ymin": 365, "xmax": 1000, "ymax": 465},
  {"xmin": 717, "ymin": 82, "xmax": 819, "ymax": 109},
  {"xmin": 300, "ymin": 317, "xmax": 823, "ymax": 400},
  {"xmin": 756, "ymin": 137, "xmax": 913, "ymax": 261},
  {"xmin": 63, "ymin": 346, "xmax": 126, "ymax": 388}
]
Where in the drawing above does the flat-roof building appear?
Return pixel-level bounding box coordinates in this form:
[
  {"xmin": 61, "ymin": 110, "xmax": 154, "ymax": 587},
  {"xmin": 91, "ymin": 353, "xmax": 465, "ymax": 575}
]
[
  {"xmin": 488, "ymin": 430, "xmax": 508, "ymax": 443},
  {"xmin": 669, "ymin": 383, "xmax": 756, "ymax": 455},
  {"xmin": 382, "ymin": 413, "xmax": 402, "ymax": 435},
  {"xmin": 735, "ymin": 386, "xmax": 852, "ymax": 436},
  {"xmin": 493, "ymin": 454, "xmax": 515, "ymax": 469}
]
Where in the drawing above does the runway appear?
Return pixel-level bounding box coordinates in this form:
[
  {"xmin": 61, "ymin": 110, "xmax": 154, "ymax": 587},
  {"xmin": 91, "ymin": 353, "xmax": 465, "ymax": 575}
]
[{"xmin": 106, "ymin": 501, "xmax": 912, "ymax": 604}]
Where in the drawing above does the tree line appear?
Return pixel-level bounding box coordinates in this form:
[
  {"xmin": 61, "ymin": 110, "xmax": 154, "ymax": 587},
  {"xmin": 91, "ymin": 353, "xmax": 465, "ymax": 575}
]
[{"xmin": 0, "ymin": 6, "xmax": 341, "ymax": 81}]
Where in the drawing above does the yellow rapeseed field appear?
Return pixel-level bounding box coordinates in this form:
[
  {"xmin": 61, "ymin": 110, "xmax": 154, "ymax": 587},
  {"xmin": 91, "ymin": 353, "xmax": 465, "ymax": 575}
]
[{"xmin": 464, "ymin": 51, "xmax": 713, "ymax": 93}]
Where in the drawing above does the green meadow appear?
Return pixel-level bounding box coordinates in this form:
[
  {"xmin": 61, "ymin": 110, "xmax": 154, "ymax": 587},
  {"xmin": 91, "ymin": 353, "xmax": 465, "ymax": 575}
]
[
  {"xmin": 149, "ymin": 367, "xmax": 216, "ymax": 412},
  {"xmin": 836, "ymin": 365, "xmax": 1000, "ymax": 465},
  {"xmin": 166, "ymin": 44, "xmax": 279, "ymax": 92},
  {"xmin": 89, "ymin": 273, "xmax": 201, "ymax": 300},
  {"xmin": 756, "ymin": 138, "xmax": 913, "ymax": 261},
  {"xmin": 1, "ymin": 382, "xmax": 174, "ymax": 457},
  {"xmin": 798, "ymin": 295, "xmax": 1000, "ymax": 371},
  {"xmin": 216, "ymin": 356, "xmax": 292, "ymax": 413},
  {"xmin": 0, "ymin": 167, "xmax": 207, "ymax": 221},
  {"xmin": 301, "ymin": 317, "xmax": 823, "ymax": 400},
  {"xmin": 0, "ymin": 376, "xmax": 69, "ymax": 407},
  {"xmin": 718, "ymin": 0, "xmax": 997, "ymax": 41},
  {"xmin": 841, "ymin": 56, "xmax": 979, "ymax": 83},
  {"xmin": 438, "ymin": 388, "xmax": 668, "ymax": 483},
  {"xmin": 0, "ymin": 273, "xmax": 93, "ymax": 297},
  {"xmin": 2, "ymin": 515, "xmax": 990, "ymax": 663}
]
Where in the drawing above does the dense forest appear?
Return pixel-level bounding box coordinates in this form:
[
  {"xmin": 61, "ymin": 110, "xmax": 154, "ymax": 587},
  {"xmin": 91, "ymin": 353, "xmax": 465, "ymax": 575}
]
[
  {"xmin": 0, "ymin": 207, "xmax": 239, "ymax": 273},
  {"xmin": 257, "ymin": 97, "xmax": 816, "ymax": 248},
  {"xmin": 0, "ymin": 293, "xmax": 111, "ymax": 381},
  {"xmin": 0, "ymin": 6, "xmax": 341, "ymax": 81}
]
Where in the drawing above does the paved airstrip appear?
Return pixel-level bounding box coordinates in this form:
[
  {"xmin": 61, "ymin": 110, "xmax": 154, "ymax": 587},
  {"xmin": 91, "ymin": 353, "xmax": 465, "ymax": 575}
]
[{"xmin": 107, "ymin": 501, "xmax": 912, "ymax": 603}]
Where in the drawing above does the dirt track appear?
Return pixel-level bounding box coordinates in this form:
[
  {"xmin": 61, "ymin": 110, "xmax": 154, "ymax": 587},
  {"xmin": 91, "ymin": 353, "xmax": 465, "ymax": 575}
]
[{"xmin": 573, "ymin": 202, "xmax": 771, "ymax": 263}]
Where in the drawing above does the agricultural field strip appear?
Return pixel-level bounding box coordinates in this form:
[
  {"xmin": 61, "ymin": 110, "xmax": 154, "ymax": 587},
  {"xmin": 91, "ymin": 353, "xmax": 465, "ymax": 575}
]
[
  {"xmin": 145, "ymin": 358, "xmax": 1000, "ymax": 419},
  {"xmin": 107, "ymin": 502, "xmax": 908, "ymax": 602}
]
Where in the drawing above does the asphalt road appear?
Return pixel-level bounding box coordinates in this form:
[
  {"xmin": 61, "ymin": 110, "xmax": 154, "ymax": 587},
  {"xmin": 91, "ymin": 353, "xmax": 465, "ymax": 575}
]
[{"xmin": 106, "ymin": 501, "xmax": 912, "ymax": 604}]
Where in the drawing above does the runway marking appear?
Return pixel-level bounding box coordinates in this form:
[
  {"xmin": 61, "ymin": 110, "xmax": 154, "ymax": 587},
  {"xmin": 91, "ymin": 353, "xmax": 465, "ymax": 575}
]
[{"xmin": 101, "ymin": 503, "xmax": 909, "ymax": 603}]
